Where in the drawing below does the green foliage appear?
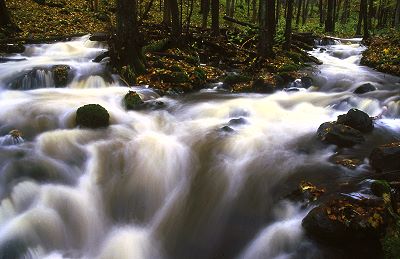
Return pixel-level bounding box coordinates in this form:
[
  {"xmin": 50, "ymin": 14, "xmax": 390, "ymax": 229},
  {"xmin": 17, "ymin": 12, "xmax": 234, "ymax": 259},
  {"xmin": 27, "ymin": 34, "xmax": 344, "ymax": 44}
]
[
  {"xmin": 223, "ymin": 73, "xmax": 251, "ymax": 85},
  {"xmin": 383, "ymin": 227, "xmax": 400, "ymax": 259},
  {"xmin": 371, "ymin": 180, "xmax": 391, "ymax": 197},
  {"xmin": 143, "ymin": 39, "xmax": 171, "ymax": 53},
  {"xmin": 120, "ymin": 65, "xmax": 137, "ymax": 84}
]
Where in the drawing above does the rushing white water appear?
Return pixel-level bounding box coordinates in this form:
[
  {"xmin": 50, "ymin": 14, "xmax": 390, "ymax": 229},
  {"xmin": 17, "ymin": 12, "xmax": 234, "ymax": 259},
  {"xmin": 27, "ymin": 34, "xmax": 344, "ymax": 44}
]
[{"xmin": 0, "ymin": 36, "xmax": 399, "ymax": 258}]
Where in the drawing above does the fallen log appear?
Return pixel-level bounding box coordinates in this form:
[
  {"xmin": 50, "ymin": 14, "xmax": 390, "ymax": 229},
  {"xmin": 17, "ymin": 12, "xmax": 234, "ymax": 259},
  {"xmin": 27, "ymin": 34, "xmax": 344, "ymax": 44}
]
[
  {"xmin": 222, "ymin": 16, "xmax": 259, "ymax": 29},
  {"xmin": 0, "ymin": 33, "xmax": 88, "ymax": 44}
]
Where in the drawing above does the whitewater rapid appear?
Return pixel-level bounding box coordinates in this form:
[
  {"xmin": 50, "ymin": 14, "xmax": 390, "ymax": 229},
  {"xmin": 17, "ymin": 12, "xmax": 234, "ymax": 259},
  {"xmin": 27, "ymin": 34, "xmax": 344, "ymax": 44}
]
[{"xmin": 0, "ymin": 36, "xmax": 398, "ymax": 258}]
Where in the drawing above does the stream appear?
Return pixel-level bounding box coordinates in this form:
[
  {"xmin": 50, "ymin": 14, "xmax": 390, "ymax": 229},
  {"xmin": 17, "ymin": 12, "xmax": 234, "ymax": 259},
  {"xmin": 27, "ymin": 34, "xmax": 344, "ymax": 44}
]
[{"xmin": 0, "ymin": 35, "xmax": 399, "ymax": 259}]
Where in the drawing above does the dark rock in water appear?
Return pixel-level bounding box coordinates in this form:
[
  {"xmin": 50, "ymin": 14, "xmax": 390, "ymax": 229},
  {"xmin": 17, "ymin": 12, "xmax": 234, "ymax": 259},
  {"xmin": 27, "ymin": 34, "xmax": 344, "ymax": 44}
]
[
  {"xmin": 93, "ymin": 51, "xmax": 110, "ymax": 63},
  {"xmin": 286, "ymin": 181, "xmax": 325, "ymax": 206},
  {"xmin": 228, "ymin": 117, "xmax": 247, "ymax": 125},
  {"xmin": 320, "ymin": 47, "xmax": 327, "ymax": 52},
  {"xmin": 158, "ymin": 72, "xmax": 189, "ymax": 84},
  {"xmin": 220, "ymin": 125, "xmax": 234, "ymax": 133},
  {"xmin": 251, "ymin": 79, "xmax": 274, "ymax": 93},
  {"xmin": 123, "ymin": 91, "xmax": 144, "ymax": 110},
  {"xmin": 285, "ymin": 87, "xmax": 300, "ymax": 92},
  {"xmin": 337, "ymin": 108, "xmax": 374, "ymax": 133},
  {"xmin": 0, "ymin": 238, "xmax": 28, "ymax": 259},
  {"xmin": 369, "ymin": 142, "xmax": 400, "ymax": 172},
  {"xmin": 302, "ymin": 197, "xmax": 386, "ymax": 254},
  {"xmin": 0, "ymin": 57, "xmax": 26, "ymax": 63},
  {"xmin": 273, "ymin": 75, "xmax": 286, "ymax": 88},
  {"xmin": 89, "ymin": 32, "xmax": 109, "ymax": 42},
  {"xmin": 354, "ymin": 83, "xmax": 376, "ymax": 94},
  {"xmin": 0, "ymin": 129, "xmax": 24, "ymax": 146},
  {"xmin": 317, "ymin": 122, "xmax": 365, "ymax": 147},
  {"xmin": 301, "ymin": 76, "xmax": 313, "ymax": 88},
  {"xmin": 52, "ymin": 65, "xmax": 70, "ymax": 87},
  {"xmin": 76, "ymin": 104, "xmax": 109, "ymax": 129},
  {"xmin": 0, "ymin": 43, "xmax": 25, "ymax": 53}
]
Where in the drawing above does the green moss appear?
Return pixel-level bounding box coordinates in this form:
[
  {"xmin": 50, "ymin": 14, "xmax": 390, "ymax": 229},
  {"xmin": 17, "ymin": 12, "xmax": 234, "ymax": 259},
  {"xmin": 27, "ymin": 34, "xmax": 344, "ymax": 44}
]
[
  {"xmin": 371, "ymin": 180, "xmax": 391, "ymax": 197},
  {"xmin": 383, "ymin": 228, "xmax": 400, "ymax": 259},
  {"xmin": 279, "ymin": 64, "xmax": 299, "ymax": 72},
  {"xmin": 223, "ymin": 73, "xmax": 251, "ymax": 85},
  {"xmin": 76, "ymin": 104, "xmax": 109, "ymax": 129},
  {"xmin": 143, "ymin": 39, "xmax": 171, "ymax": 53},
  {"xmin": 52, "ymin": 65, "xmax": 70, "ymax": 87},
  {"xmin": 123, "ymin": 91, "xmax": 144, "ymax": 110}
]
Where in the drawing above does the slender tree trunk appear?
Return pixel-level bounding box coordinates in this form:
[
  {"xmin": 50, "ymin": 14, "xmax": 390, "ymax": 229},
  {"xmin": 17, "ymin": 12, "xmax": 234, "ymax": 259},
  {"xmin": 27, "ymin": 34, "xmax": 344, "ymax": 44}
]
[
  {"xmin": 252, "ymin": 0, "xmax": 257, "ymax": 22},
  {"xmin": 368, "ymin": 0, "xmax": 373, "ymax": 29},
  {"xmin": 259, "ymin": 0, "xmax": 275, "ymax": 57},
  {"xmin": 202, "ymin": 0, "xmax": 210, "ymax": 28},
  {"xmin": 319, "ymin": 0, "xmax": 325, "ymax": 25},
  {"xmin": 169, "ymin": 0, "xmax": 182, "ymax": 43},
  {"xmin": 276, "ymin": 0, "xmax": 281, "ymax": 25},
  {"xmin": 302, "ymin": 0, "xmax": 310, "ymax": 24},
  {"xmin": 211, "ymin": 0, "xmax": 220, "ymax": 35},
  {"xmin": 335, "ymin": 0, "xmax": 341, "ymax": 21},
  {"xmin": 163, "ymin": 0, "xmax": 171, "ymax": 25},
  {"xmin": 340, "ymin": 0, "xmax": 350, "ymax": 23},
  {"xmin": 226, "ymin": 0, "xmax": 231, "ymax": 15},
  {"xmin": 295, "ymin": 0, "xmax": 302, "ymax": 27},
  {"xmin": 185, "ymin": 0, "xmax": 194, "ymax": 33},
  {"xmin": 325, "ymin": 0, "xmax": 334, "ymax": 32},
  {"xmin": 229, "ymin": 0, "xmax": 235, "ymax": 16},
  {"xmin": 362, "ymin": 0, "xmax": 369, "ymax": 39},
  {"xmin": 0, "ymin": 0, "xmax": 12, "ymax": 27},
  {"xmin": 396, "ymin": 0, "xmax": 400, "ymax": 28},
  {"xmin": 332, "ymin": 0, "xmax": 337, "ymax": 25},
  {"xmin": 284, "ymin": 0, "xmax": 294, "ymax": 50},
  {"xmin": 356, "ymin": 0, "xmax": 364, "ymax": 34},
  {"xmin": 115, "ymin": 0, "xmax": 145, "ymax": 77}
]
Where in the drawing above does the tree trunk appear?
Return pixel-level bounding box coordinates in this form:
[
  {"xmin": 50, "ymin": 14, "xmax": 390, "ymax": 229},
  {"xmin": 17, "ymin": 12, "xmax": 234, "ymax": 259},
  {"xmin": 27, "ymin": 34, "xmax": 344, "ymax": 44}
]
[
  {"xmin": 302, "ymin": 0, "xmax": 310, "ymax": 24},
  {"xmin": 319, "ymin": 0, "xmax": 325, "ymax": 25},
  {"xmin": 259, "ymin": 0, "xmax": 275, "ymax": 57},
  {"xmin": 169, "ymin": 0, "xmax": 182, "ymax": 43},
  {"xmin": 295, "ymin": 0, "xmax": 302, "ymax": 27},
  {"xmin": 284, "ymin": 0, "xmax": 294, "ymax": 50},
  {"xmin": 115, "ymin": 0, "xmax": 145, "ymax": 78},
  {"xmin": 185, "ymin": 0, "xmax": 194, "ymax": 33},
  {"xmin": 252, "ymin": 0, "xmax": 257, "ymax": 22},
  {"xmin": 362, "ymin": 0, "xmax": 369, "ymax": 39},
  {"xmin": 229, "ymin": 0, "xmax": 235, "ymax": 16},
  {"xmin": 0, "ymin": 0, "xmax": 12, "ymax": 27},
  {"xmin": 276, "ymin": 0, "xmax": 281, "ymax": 25},
  {"xmin": 396, "ymin": 0, "xmax": 400, "ymax": 28},
  {"xmin": 356, "ymin": 0, "xmax": 364, "ymax": 34},
  {"xmin": 325, "ymin": 0, "xmax": 334, "ymax": 32},
  {"xmin": 340, "ymin": 0, "xmax": 350, "ymax": 23},
  {"xmin": 202, "ymin": 0, "xmax": 210, "ymax": 28},
  {"xmin": 368, "ymin": 0, "xmax": 374, "ymax": 29},
  {"xmin": 211, "ymin": 0, "xmax": 220, "ymax": 35},
  {"xmin": 163, "ymin": 0, "xmax": 171, "ymax": 26}
]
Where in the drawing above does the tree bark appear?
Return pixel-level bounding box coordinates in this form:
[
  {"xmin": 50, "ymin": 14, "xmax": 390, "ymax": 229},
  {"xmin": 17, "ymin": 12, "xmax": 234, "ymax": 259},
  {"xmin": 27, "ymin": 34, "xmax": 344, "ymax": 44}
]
[
  {"xmin": 211, "ymin": 0, "xmax": 220, "ymax": 35},
  {"xmin": 356, "ymin": 0, "xmax": 364, "ymax": 35},
  {"xmin": 169, "ymin": 0, "xmax": 182, "ymax": 43},
  {"xmin": 362, "ymin": 0, "xmax": 369, "ymax": 39},
  {"xmin": 115, "ymin": 0, "xmax": 145, "ymax": 77},
  {"xmin": 259, "ymin": 0, "xmax": 275, "ymax": 58},
  {"xmin": 325, "ymin": 0, "xmax": 334, "ymax": 32},
  {"xmin": 202, "ymin": 0, "xmax": 210, "ymax": 28},
  {"xmin": 296, "ymin": 0, "xmax": 302, "ymax": 27},
  {"xmin": 252, "ymin": 0, "xmax": 257, "ymax": 22},
  {"xmin": 340, "ymin": 0, "xmax": 350, "ymax": 23},
  {"xmin": 163, "ymin": 0, "xmax": 171, "ymax": 26},
  {"xmin": 319, "ymin": 0, "xmax": 325, "ymax": 25},
  {"xmin": 396, "ymin": 0, "xmax": 400, "ymax": 28},
  {"xmin": 284, "ymin": 0, "xmax": 294, "ymax": 50},
  {"xmin": 0, "ymin": 0, "xmax": 12, "ymax": 27}
]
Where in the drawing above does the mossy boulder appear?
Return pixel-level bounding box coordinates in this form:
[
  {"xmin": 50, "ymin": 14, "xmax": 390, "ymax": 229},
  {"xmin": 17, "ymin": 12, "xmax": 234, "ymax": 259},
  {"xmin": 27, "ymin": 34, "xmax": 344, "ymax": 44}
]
[
  {"xmin": 223, "ymin": 73, "xmax": 251, "ymax": 86},
  {"xmin": 0, "ymin": 44, "xmax": 25, "ymax": 54},
  {"xmin": 123, "ymin": 91, "xmax": 144, "ymax": 110},
  {"xmin": 52, "ymin": 65, "xmax": 70, "ymax": 87},
  {"xmin": 159, "ymin": 72, "xmax": 189, "ymax": 84},
  {"xmin": 76, "ymin": 104, "xmax": 109, "ymax": 129}
]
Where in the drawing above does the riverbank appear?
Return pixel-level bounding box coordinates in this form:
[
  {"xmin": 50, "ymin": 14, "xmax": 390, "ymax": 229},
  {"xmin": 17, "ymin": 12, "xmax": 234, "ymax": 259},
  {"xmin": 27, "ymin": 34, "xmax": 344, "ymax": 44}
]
[{"xmin": 361, "ymin": 31, "xmax": 400, "ymax": 76}]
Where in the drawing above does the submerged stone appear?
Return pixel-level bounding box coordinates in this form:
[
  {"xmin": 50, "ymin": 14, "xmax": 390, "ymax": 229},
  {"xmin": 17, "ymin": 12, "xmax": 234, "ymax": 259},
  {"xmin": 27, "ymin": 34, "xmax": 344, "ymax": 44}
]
[
  {"xmin": 354, "ymin": 83, "xmax": 376, "ymax": 94},
  {"xmin": 0, "ymin": 130, "xmax": 24, "ymax": 146},
  {"xmin": 369, "ymin": 142, "xmax": 400, "ymax": 173},
  {"xmin": 317, "ymin": 122, "xmax": 365, "ymax": 147},
  {"xmin": 76, "ymin": 104, "xmax": 109, "ymax": 128}
]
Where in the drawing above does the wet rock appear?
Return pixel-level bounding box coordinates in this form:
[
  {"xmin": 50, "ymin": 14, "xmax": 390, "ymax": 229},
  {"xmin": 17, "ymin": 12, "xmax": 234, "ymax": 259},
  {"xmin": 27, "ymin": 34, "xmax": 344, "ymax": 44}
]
[
  {"xmin": 286, "ymin": 181, "xmax": 325, "ymax": 205},
  {"xmin": 301, "ymin": 76, "xmax": 313, "ymax": 88},
  {"xmin": 93, "ymin": 51, "xmax": 109, "ymax": 63},
  {"xmin": 0, "ymin": 57, "xmax": 26, "ymax": 63},
  {"xmin": 369, "ymin": 142, "xmax": 400, "ymax": 172},
  {"xmin": 123, "ymin": 91, "xmax": 144, "ymax": 110},
  {"xmin": 0, "ymin": 44, "xmax": 25, "ymax": 54},
  {"xmin": 317, "ymin": 122, "xmax": 365, "ymax": 147},
  {"xmin": 0, "ymin": 130, "xmax": 24, "ymax": 146},
  {"xmin": 251, "ymin": 79, "xmax": 274, "ymax": 93},
  {"xmin": 76, "ymin": 104, "xmax": 109, "ymax": 129},
  {"xmin": 52, "ymin": 65, "xmax": 70, "ymax": 87},
  {"xmin": 302, "ymin": 197, "xmax": 386, "ymax": 246},
  {"xmin": 89, "ymin": 32, "xmax": 109, "ymax": 42},
  {"xmin": 337, "ymin": 108, "xmax": 374, "ymax": 133},
  {"xmin": 354, "ymin": 83, "xmax": 376, "ymax": 94},
  {"xmin": 333, "ymin": 155, "xmax": 362, "ymax": 169},
  {"xmin": 220, "ymin": 125, "xmax": 234, "ymax": 133},
  {"xmin": 228, "ymin": 117, "xmax": 247, "ymax": 125},
  {"xmin": 158, "ymin": 72, "xmax": 190, "ymax": 84}
]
